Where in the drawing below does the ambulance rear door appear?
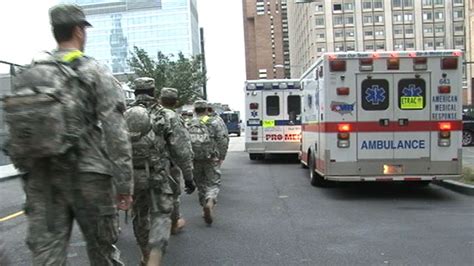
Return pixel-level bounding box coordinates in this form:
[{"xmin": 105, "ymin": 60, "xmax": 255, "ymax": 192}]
[
  {"xmin": 393, "ymin": 73, "xmax": 431, "ymax": 159},
  {"xmin": 262, "ymin": 87, "xmax": 284, "ymax": 143}
]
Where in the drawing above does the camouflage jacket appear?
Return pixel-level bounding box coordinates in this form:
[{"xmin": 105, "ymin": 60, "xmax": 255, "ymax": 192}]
[
  {"xmin": 209, "ymin": 113, "xmax": 229, "ymax": 160},
  {"xmin": 152, "ymin": 107, "xmax": 194, "ymax": 182},
  {"xmin": 47, "ymin": 49, "xmax": 133, "ymax": 194},
  {"xmin": 193, "ymin": 114, "xmax": 228, "ymax": 161}
]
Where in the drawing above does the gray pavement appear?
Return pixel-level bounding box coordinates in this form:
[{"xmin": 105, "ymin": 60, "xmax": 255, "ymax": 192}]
[{"xmin": 1, "ymin": 137, "xmax": 473, "ymax": 265}]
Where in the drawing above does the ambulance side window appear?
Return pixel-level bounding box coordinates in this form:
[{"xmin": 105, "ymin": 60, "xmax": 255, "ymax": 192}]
[
  {"xmin": 361, "ymin": 79, "xmax": 390, "ymax": 111},
  {"xmin": 266, "ymin": 96, "xmax": 280, "ymax": 116},
  {"xmin": 398, "ymin": 79, "xmax": 426, "ymax": 110}
]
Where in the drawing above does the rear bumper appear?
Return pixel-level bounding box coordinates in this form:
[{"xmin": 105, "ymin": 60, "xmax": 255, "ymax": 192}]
[
  {"xmin": 323, "ymin": 174, "xmax": 460, "ymax": 182},
  {"xmin": 245, "ymin": 141, "xmax": 300, "ymax": 154}
]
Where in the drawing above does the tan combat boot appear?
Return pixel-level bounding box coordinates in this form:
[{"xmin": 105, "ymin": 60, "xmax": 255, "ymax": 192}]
[
  {"xmin": 171, "ymin": 218, "xmax": 186, "ymax": 235},
  {"xmin": 147, "ymin": 248, "xmax": 162, "ymax": 266},
  {"xmin": 203, "ymin": 199, "xmax": 214, "ymax": 225}
]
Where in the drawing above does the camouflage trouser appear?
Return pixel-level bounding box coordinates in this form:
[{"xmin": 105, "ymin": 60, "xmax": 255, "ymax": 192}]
[
  {"xmin": 24, "ymin": 169, "xmax": 122, "ymax": 266},
  {"xmin": 169, "ymin": 166, "xmax": 182, "ymax": 222},
  {"xmin": 132, "ymin": 187, "xmax": 173, "ymax": 260},
  {"xmin": 193, "ymin": 160, "xmax": 221, "ymax": 206}
]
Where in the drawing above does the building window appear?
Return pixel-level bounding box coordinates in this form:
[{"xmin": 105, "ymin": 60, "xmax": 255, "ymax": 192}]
[
  {"xmin": 404, "ymin": 12, "xmax": 413, "ymax": 22},
  {"xmin": 453, "ymin": 9, "xmax": 464, "ymax": 19},
  {"xmin": 365, "ymin": 43, "xmax": 374, "ymax": 51},
  {"xmin": 394, "ymin": 40, "xmax": 404, "ymax": 50},
  {"xmin": 423, "ymin": 0, "xmax": 432, "ymax": 5},
  {"xmin": 365, "ymin": 30, "xmax": 374, "ymax": 38},
  {"xmin": 376, "ymin": 41, "xmax": 385, "ymax": 50},
  {"xmin": 403, "ymin": 0, "xmax": 413, "ymax": 7},
  {"xmin": 405, "ymin": 25, "xmax": 414, "ymax": 36},
  {"xmin": 435, "ymin": 24, "xmax": 444, "ymax": 34},
  {"xmin": 346, "ymin": 29, "xmax": 355, "ymax": 38},
  {"xmin": 374, "ymin": 14, "xmax": 384, "ymax": 23},
  {"xmin": 346, "ymin": 42, "xmax": 355, "ymax": 51},
  {"xmin": 344, "ymin": 3, "xmax": 354, "ymax": 11},
  {"xmin": 423, "ymin": 25, "xmax": 434, "ymax": 35},
  {"xmin": 435, "ymin": 41, "xmax": 445, "ymax": 48},
  {"xmin": 335, "ymin": 42, "xmax": 345, "ymax": 52},
  {"xmin": 453, "ymin": 0, "xmax": 463, "ymax": 4},
  {"xmin": 345, "ymin": 15, "xmax": 354, "ymax": 25},
  {"xmin": 454, "ymin": 37, "xmax": 464, "ymax": 48},
  {"xmin": 334, "ymin": 15, "xmax": 344, "ymax": 26},
  {"xmin": 393, "ymin": 13, "xmax": 403, "ymax": 23},
  {"xmin": 333, "ymin": 4, "xmax": 342, "ymax": 11},
  {"xmin": 394, "ymin": 26, "xmax": 404, "ymax": 36},
  {"xmin": 374, "ymin": 0, "xmax": 383, "ymax": 9},
  {"xmin": 434, "ymin": 0, "xmax": 444, "ymax": 5},
  {"xmin": 315, "ymin": 18, "xmax": 325, "ymax": 26},
  {"xmin": 423, "ymin": 11, "xmax": 433, "ymax": 21},
  {"xmin": 392, "ymin": 0, "xmax": 402, "ymax": 8},
  {"xmin": 334, "ymin": 29, "xmax": 344, "ymax": 38},
  {"xmin": 363, "ymin": 15, "xmax": 373, "ymax": 24},
  {"xmin": 424, "ymin": 41, "xmax": 434, "ymax": 49},
  {"xmin": 363, "ymin": 0, "xmax": 372, "ymax": 9},
  {"xmin": 454, "ymin": 23, "xmax": 464, "ymax": 33},
  {"xmin": 434, "ymin": 11, "xmax": 444, "ymax": 20},
  {"xmin": 375, "ymin": 28, "xmax": 385, "ymax": 39},
  {"xmin": 405, "ymin": 40, "xmax": 415, "ymax": 49},
  {"xmin": 315, "ymin": 4, "xmax": 324, "ymax": 12}
]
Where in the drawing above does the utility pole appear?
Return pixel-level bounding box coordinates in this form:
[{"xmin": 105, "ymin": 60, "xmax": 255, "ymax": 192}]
[{"xmin": 200, "ymin": 27, "xmax": 207, "ymax": 100}]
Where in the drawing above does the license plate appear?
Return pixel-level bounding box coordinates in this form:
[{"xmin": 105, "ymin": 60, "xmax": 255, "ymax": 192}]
[{"xmin": 383, "ymin": 164, "xmax": 403, "ymax": 175}]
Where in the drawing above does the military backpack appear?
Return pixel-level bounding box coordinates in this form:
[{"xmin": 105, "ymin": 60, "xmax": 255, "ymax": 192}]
[
  {"xmin": 188, "ymin": 116, "xmax": 213, "ymax": 160},
  {"xmin": 2, "ymin": 53, "xmax": 90, "ymax": 159}
]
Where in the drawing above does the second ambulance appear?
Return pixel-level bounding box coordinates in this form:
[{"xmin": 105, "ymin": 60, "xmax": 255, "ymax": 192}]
[{"xmin": 300, "ymin": 50, "xmax": 463, "ymax": 186}]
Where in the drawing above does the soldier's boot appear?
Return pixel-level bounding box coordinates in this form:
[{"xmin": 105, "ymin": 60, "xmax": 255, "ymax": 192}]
[
  {"xmin": 171, "ymin": 218, "xmax": 186, "ymax": 235},
  {"xmin": 147, "ymin": 248, "xmax": 162, "ymax": 266},
  {"xmin": 140, "ymin": 247, "xmax": 150, "ymax": 266},
  {"xmin": 203, "ymin": 199, "xmax": 214, "ymax": 225}
]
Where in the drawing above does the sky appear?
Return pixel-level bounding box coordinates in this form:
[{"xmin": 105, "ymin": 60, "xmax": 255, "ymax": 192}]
[{"xmin": 0, "ymin": 0, "xmax": 246, "ymax": 114}]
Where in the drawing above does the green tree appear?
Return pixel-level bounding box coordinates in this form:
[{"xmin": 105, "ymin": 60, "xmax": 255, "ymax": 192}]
[{"xmin": 128, "ymin": 46, "xmax": 207, "ymax": 107}]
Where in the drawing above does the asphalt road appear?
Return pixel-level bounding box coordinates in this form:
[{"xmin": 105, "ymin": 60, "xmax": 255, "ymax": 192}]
[{"xmin": 1, "ymin": 136, "xmax": 473, "ymax": 265}]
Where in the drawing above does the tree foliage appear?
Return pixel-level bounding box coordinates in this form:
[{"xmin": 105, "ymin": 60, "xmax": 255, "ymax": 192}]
[{"xmin": 128, "ymin": 46, "xmax": 206, "ymax": 107}]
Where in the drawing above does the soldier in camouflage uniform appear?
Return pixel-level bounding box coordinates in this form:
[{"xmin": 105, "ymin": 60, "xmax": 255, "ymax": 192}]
[
  {"xmin": 15, "ymin": 4, "xmax": 133, "ymax": 265},
  {"xmin": 190, "ymin": 100, "xmax": 227, "ymax": 225},
  {"xmin": 127, "ymin": 78, "xmax": 195, "ymax": 265},
  {"xmin": 159, "ymin": 87, "xmax": 194, "ymax": 235},
  {"xmin": 207, "ymin": 104, "xmax": 230, "ymax": 165}
]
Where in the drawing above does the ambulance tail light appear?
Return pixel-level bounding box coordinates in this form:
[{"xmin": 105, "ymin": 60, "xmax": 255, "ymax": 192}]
[
  {"xmin": 438, "ymin": 122, "xmax": 451, "ymax": 147},
  {"xmin": 359, "ymin": 58, "xmax": 373, "ymax": 71},
  {"xmin": 413, "ymin": 57, "xmax": 428, "ymax": 71},
  {"xmin": 387, "ymin": 58, "xmax": 400, "ymax": 70},
  {"xmin": 337, "ymin": 87, "xmax": 350, "ymax": 96},
  {"xmin": 251, "ymin": 130, "xmax": 258, "ymax": 141},
  {"xmin": 441, "ymin": 57, "xmax": 458, "ymax": 70},
  {"xmin": 337, "ymin": 123, "xmax": 351, "ymax": 148},
  {"xmin": 329, "ymin": 60, "xmax": 346, "ymax": 72},
  {"xmin": 249, "ymin": 103, "xmax": 259, "ymax": 109},
  {"xmin": 438, "ymin": 86, "xmax": 451, "ymax": 94}
]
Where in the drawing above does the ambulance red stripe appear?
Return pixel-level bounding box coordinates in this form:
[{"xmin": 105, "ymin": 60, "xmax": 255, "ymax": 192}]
[{"xmin": 302, "ymin": 120, "xmax": 462, "ymax": 133}]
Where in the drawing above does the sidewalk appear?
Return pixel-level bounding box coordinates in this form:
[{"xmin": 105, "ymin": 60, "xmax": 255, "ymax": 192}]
[{"xmin": 0, "ymin": 164, "xmax": 21, "ymax": 181}]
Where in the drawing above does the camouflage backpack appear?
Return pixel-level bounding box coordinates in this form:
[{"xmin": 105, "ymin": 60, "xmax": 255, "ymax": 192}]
[
  {"xmin": 188, "ymin": 116, "xmax": 213, "ymax": 160},
  {"xmin": 124, "ymin": 105, "xmax": 155, "ymax": 168},
  {"xmin": 2, "ymin": 53, "xmax": 90, "ymax": 159}
]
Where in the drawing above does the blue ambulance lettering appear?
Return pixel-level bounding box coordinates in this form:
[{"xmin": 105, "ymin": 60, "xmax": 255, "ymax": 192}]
[{"xmin": 361, "ymin": 140, "xmax": 426, "ymax": 150}]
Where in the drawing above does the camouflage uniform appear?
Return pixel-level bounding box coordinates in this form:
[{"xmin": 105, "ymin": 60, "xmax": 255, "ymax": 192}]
[
  {"xmin": 160, "ymin": 88, "xmax": 194, "ymax": 233},
  {"xmin": 17, "ymin": 5, "xmax": 133, "ymax": 266},
  {"xmin": 128, "ymin": 79, "xmax": 193, "ymax": 264},
  {"xmin": 191, "ymin": 101, "xmax": 227, "ymax": 219},
  {"xmin": 209, "ymin": 111, "xmax": 230, "ymax": 161}
]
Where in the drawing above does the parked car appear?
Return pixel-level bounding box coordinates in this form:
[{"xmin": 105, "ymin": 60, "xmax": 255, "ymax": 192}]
[{"xmin": 462, "ymin": 105, "xmax": 474, "ymax": 146}]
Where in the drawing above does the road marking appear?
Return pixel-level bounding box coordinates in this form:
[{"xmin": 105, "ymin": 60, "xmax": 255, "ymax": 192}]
[{"xmin": 0, "ymin": 211, "xmax": 24, "ymax": 222}]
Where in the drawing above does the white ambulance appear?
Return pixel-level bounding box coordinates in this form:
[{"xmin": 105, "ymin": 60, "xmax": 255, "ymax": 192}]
[
  {"xmin": 245, "ymin": 79, "xmax": 303, "ymax": 160},
  {"xmin": 300, "ymin": 50, "xmax": 463, "ymax": 186}
]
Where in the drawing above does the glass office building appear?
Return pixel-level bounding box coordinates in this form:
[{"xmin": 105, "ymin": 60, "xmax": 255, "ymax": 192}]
[{"xmin": 62, "ymin": 0, "xmax": 200, "ymax": 73}]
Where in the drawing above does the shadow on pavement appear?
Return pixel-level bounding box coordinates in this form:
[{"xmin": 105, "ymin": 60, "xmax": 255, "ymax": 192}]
[
  {"xmin": 249, "ymin": 154, "xmax": 300, "ymax": 164},
  {"xmin": 318, "ymin": 182, "xmax": 457, "ymax": 202}
]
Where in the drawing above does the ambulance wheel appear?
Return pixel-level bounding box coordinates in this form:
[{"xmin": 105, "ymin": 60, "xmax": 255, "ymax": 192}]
[
  {"xmin": 237, "ymin": 132, "xmax": 241, "ymax": 137},
  {"xmin": 249, "ymin": 154, "xmax": 258, "ymax": 160},
  {"xmin": 462, "ymin": 130, "xmax": 473, "ymax": 146},
  {"xmin": 309, "ymin": 153, "xmax": 328, "ymax": 187}
]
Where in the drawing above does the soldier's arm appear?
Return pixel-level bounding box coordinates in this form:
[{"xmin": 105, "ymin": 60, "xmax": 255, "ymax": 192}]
[
  {"xmin": 165, "ymin": 113, "xmax": 194, "ymax": 182},
  {"xmin": 93, "ymin": 63, "xmax": 133, "ymax": 195},
  {"xmin": 211, "ymin": 120, "xmax": 228, "ymax": 161}
]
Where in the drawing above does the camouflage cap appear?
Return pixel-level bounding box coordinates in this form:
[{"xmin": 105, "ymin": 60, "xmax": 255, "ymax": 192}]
[
  {"xmin": 194, "ymin": 100, "xmax": 208, "ymax": 109},
  {"xmin": 133, "ymin": 77, "xmax": 155, "ymax": 91},
  {"xmin": 49, "ymin": 4, "xmax": 92, "ymax": 27},
  {"xmin": 160, "ymin": 87, "xmax": 178, "ymax": 99}
]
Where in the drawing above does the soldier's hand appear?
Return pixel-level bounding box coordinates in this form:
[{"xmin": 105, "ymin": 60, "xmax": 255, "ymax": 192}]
[
  {"xmin": 117, "ymin": 194, "xmax": 133, "ymax": 211},
  {"xmin": 184, "ymin": 180, "xmax": 196, "ymax": 194}
]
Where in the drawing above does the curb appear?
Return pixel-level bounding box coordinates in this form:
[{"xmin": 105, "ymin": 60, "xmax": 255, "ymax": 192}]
[
  {"xmin": 0, "ymin": 173, "xmax": 22, "ymax": 182},
  {"xmin": 433, "ymin": 180, "xmax": 474, "ymax": 196}
]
